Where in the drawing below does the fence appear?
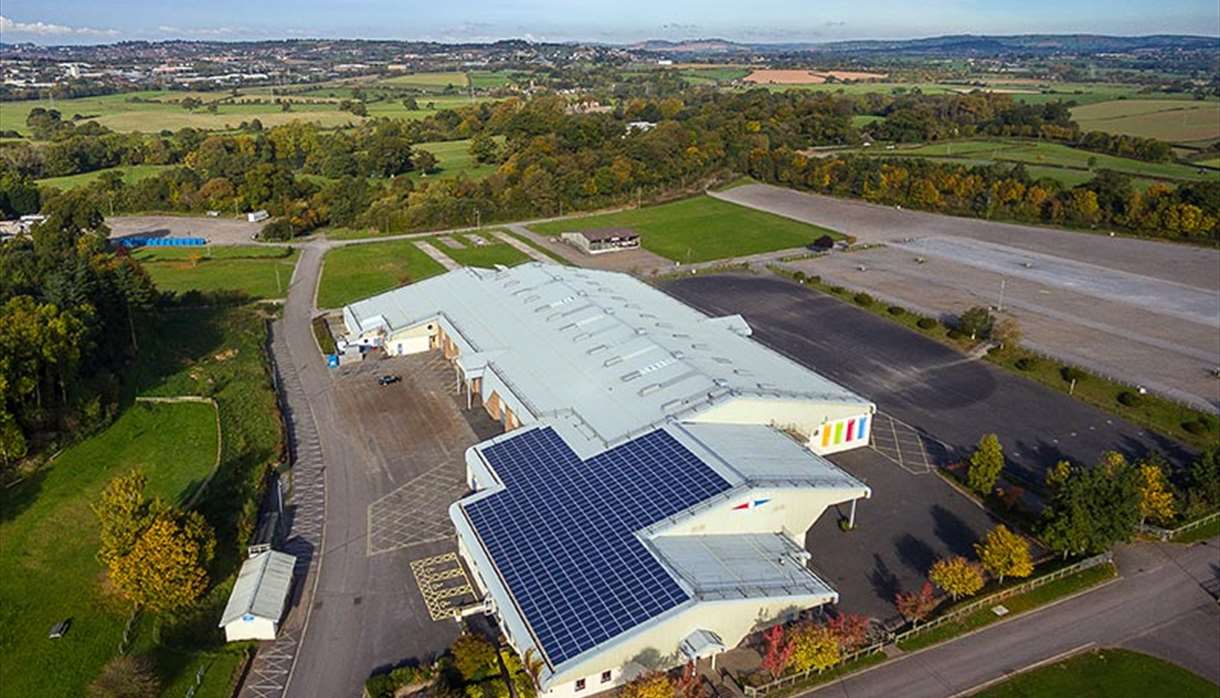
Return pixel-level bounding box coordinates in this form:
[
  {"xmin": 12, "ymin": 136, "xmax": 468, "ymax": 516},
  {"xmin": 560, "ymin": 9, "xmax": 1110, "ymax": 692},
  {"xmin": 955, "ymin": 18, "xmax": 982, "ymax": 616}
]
[
  {"xmin": 1138, "ymin": 511, "xmax": 1220, "ymax": 542},
  {"xmin": 742, "ymin": 551, "xmax": 1114, "ymax": 698}
]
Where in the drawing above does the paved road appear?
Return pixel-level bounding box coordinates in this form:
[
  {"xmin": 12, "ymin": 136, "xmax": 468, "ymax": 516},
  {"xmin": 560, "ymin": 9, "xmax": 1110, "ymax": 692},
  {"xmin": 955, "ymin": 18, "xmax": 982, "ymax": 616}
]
[
  {"xmin": 663, "ymin": 274, "xmax": 1194, "ymax": 485},
  {"xmin": 711, "ymin": 184, "xmax": 1220, "ymax": 412},
  {"xmin": 807, "ymin": 539, "xmax": 1220, "ymax": 697}
]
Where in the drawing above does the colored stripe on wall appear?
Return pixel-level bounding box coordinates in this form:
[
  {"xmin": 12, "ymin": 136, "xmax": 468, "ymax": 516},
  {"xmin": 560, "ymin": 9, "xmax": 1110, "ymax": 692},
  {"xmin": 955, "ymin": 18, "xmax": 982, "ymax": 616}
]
[
  {"xmin": 822, "ymin": 425, "xmax": 831, "ymax": 448},
  {"xmin": 834, "ymin": 421, "xmax": 844, "ymax": 444},
  {"xmin": 857, "ymin": 416, "xmax": 868, "ymax": 441},
  {"xmin": 846, "ymin": 419, "xmax": 855, "ymax": 442}
]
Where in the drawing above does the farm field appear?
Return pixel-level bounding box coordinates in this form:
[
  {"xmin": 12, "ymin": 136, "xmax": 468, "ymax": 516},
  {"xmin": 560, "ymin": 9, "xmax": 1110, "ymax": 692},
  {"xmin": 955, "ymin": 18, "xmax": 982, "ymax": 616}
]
[
  {"xmin": 0, "ymin": 401, "xmax": 220, "ymax": 698},
  {"xmin": 467, "ymin": 70, "xmax": 521, "ymax": 89},
  {"xmin": 377, "ymin": 71, "xmax": 469, "ymax": 89},
  {"xmin": 428, "ymin": 232, "xmax": 530, "ymax": 268},
  {"xmin": 134, "ymin": 246, "xmax": 300, "ymax": 299},
  {"xmin": 317, "ymin": 239, "xmax": 447, "ymax": 308},
  {"xmin": 36, "ymin": 163, "xmax": 174, "ymax": 190},
  {"xmin": 857, "ymin": 138, "xmax": 1213, "ymax": 183},
  {"xmin": 1071, "ymin": 99, "xmax": 1220, "ymax": 143},
  {"xmin": 680, "ymin": 67, "xmax": 750, "ymax": 83},
  {"xmin": 0, "ymin": 90, "xmax": 489, "ymax": 136},
  {"xmin": 529, "ymin": 195, "xmax": 842, "ymax": 263},
  {"xmin": 976, "ymin": 648, "xmax": 1216, "ymax": 698}
]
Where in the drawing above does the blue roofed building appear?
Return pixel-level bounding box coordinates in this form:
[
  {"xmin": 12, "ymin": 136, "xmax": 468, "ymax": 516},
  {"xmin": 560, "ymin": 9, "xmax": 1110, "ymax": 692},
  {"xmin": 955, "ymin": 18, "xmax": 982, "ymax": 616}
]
[{"xmin": 342, "ymin": 264, "xmax": 875, "ymax": 696}]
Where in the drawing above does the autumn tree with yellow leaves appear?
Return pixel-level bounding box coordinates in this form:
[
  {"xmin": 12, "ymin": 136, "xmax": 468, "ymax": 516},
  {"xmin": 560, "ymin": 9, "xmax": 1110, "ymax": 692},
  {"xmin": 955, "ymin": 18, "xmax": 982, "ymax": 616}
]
[
  {"xmin": 786, "ymin": 622, "xmax": 841, "ymax": 674},
  {"xmin": 1137, "ymin": 462, "xmax": 1176, "ymax": 526},
  {"xmin": 975, "ymin": 524, "xmax": 1034, "ymax": 584},
  {"xmin": 929, "ymin": 556, "xmax": 985, "ymax": 601},
  {"xmin": 618, "ymin": 672, "xmax": 675, "ymax": 698}
]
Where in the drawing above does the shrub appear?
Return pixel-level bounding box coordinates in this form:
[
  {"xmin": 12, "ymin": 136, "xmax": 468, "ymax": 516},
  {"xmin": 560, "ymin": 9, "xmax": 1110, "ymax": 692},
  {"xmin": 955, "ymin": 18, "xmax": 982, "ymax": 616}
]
[
  {"xmin": 807, "ymin": 275, "xmax": 821, "ymax": 284},
  {"xmin": 916, "ymin": 317, "xmax": 937, "ymax": 330},
  {"xmin": 260, "ymin": 218, "xmax": 295, "ymax": 241},
  {"xmin": 946, "ymin": 329, "xmax": 963, "ymax": 340},
  {"xmin": 852, "ymin": 292, "xmax": 874, "ymax": 306},
  {"xmin": 829, "ymin": 285, "xmax": 846, "ymax": 295},
  {"xmin": 451, "ymin": 634, "xmax": 498, "ymax": 681},
  {"xmin": 89, "ymin": 656, "xmax": 161, "ymax": 698},
  {"xmin": 887, "ymin": 305, "xmax": 905, "ymax": 316},
  {"xmin": 1014, "ymin": 357, "xmax": 1036, "ymax": 371},
  {"xmin": 1060, "ymin": 366, "xmax": 1086, "ymax": 383},
  {"xmin": 1183, "ymin": 420, "xmax": 1208, "ymax": 435},
  {"xmin": 1117, "ymin": 391, "xmax": 1142, "ymax": 407},
  {"xmin": 792, "ymin": 271, "xmax": 807, "ymax": 283}
]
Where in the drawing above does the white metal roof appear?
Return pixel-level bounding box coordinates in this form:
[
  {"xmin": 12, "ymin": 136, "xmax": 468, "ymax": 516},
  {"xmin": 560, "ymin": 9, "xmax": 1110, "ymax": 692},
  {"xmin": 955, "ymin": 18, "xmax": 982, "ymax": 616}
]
[
  {"xmin": 649, "ymin": 533, "xmax": 835, "ymax": 601},
  {"xmin": 219, "ymin": 551, "xmax": 296, "ymax": 626},
  {"xmin": 344, "ymin": 264, "xmax": 871, "ymax": 455},
  {"xmin": 667, "ymin": 422, "xmax": 868, "ymax": 489}
]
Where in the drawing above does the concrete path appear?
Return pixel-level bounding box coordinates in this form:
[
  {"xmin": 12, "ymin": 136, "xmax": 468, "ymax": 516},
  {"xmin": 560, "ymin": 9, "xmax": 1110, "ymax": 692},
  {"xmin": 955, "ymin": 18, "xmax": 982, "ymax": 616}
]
[
  {"xmin": 803, "ymin": 539, "xmax": 1220, "ymax": 697},
  {"xmin": 490, "ymin": 228, "xmax": 556, "ymax": 264},
  {"xmin": 414, "ymin": 239, "xmax": 461, "ymax": 271}
]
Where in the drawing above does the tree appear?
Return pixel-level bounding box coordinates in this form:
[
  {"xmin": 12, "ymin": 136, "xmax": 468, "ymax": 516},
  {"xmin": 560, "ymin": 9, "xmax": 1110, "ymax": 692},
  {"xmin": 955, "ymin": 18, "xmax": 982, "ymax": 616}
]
[
  {"xmin": 451, "ymin": 634, "xmax": 497, "ymax": 680},
  {"xmin": 403, "ymin": 97, "xmax": 419, "ymax": 111},
  {"xmin": 1187, "ymin": 446, "xmax": 1220, "ymax": 511},
  {"xmin": 1040, "ymin": 452, "xmax": 1141, "ymax": 558},
  {"xmin": 413, "ymin": 149, "xmax": 438, "ymax": 174},
  {"xmin": 521, "ymin": 647, "xmax": 544, "ymax": 688},
  {"xmin": 469, "ymin": 132, "xmax": 501, "ymax": 164},
  {"xmin": 929, "ymin": 556, "xmax": 984, "ymax": 601},
  {"xmin": 180, "ymin": 97, "xmax": 202, "ymax": 111},
  {"xmin": 760, "ymin": 625, "xmax": 792, "ymax": 677},
  {"xmin": 786, "ymin": 622, "xmax": 840, "ymax": 674},
  {"xmin": 619, "ymin": 672, "xmax": 674, "ymax": 698},
  {"xmin": 1045, "ymin": 460, "xmax": 1072, "ymax": 491},
  {"xmin": 88, "ymin": 655, "xmax": 161, "ymax": 698},
  {"xmin": 93, "ymin": 470, "xmax": 161, "ymax": 565},
  {"xmin": 826, "ymin": 613, "xmax": 870, "ymax": 651},
  {"xmin": 990, "ymin": 318, "xmax": 1021, "ymax": 348},
  {"xmin": 967, "ymin": 433, "xmax": 1005, "ymax": 496},
  {"xmin": 1136, "ymin": 462, "xmax": 1176, "ymax": 525},
  {"xmin": 895, "ymin": 582, "xmax": 937, "ymax": 625},
  {"xmin": 957, "ymin": 306, "xmax": 993, "ymax": 339},
  {"xmin": 975, "ymin": 524, "xmax": 1033, "ymax": 584},
  {"xmin": 260, "ymin": 218, "xmax": 295, "ymax": 242},
  {"xmin": 108, "ymin": 510, "xmax": 216, "ymax": 613}
]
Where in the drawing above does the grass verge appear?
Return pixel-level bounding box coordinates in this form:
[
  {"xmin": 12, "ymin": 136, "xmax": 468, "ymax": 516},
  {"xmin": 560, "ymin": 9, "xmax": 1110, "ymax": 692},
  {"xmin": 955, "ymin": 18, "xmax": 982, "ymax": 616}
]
[
  {"xmin": 429, "ymin": 232, "xmax": 531, "ymax": 268},
  {"xmin": 317, "ymin": 239, "xmax": 447, "ymax": 308},
  {"xmin": 1172, "ymin": 517, "xmax": 1220, "ymax": 544},
  {"xmin": 976, "ymin": 647, "xmax": 1217, "ymax": 697},
  {"xmin": 896, "ymin": 562, "xmax": 1117, "ymax": 652},
  {"xmin": 504, "ymin": 231, "xmax": 572, "ymax": 264}
]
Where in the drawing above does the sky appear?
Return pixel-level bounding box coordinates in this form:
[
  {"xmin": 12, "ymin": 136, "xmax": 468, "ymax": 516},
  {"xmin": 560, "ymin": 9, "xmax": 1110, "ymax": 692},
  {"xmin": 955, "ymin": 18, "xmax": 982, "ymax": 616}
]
[{"xmin": 1, "ymin": 0, "xmax": 1218, "ymax": 45}]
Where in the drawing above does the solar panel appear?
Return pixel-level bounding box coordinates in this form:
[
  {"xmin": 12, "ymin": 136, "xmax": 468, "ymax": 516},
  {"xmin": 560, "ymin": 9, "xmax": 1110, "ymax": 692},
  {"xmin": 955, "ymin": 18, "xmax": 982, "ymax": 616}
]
[{"xmin": 464, "ymin": 427, "xmax": 730, "ymax": 666}]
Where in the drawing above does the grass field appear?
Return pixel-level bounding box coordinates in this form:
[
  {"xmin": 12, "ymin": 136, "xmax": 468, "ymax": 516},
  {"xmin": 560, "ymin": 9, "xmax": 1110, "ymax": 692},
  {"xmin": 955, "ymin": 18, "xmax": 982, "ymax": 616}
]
[
  {"xmin": 429, "ymin": 232, "xmax": 531, "ymax": 268},
  {"xmin": 317, "ymin": 240, "xmax": 447, "ymax": 308},
  {"xmin": 377, "ymin": 71, "xmax": 469, "ymax": 89},
  {"xmin": 36, "ymin": 164, "xmax": 175, "ymax": 190},
  {"xmin": 529, "ymin": 196, "xmax": 842, "ymax": 263},
  {"xmin": 1072, "ymin": 100, "xmax": 1220, "ymax": 143},
  {"xmin": 407, "ymin": 138, "xmax": 502, "ymax": 182},
  {"xmin": 468, "ymin": 71, "xmax": 520, "ymax": 90},
  {"xmin": 133, "ymin": 246, "xmax": 299, "ymax": 299},
  {"xmin": 681, "ymin": 67, "xmax": 750, "ymax": 84},
  {"xmin": 0, "ymin": 401, "xmax": 219, "ymax": 697},
  {"xmin": 0, "ymin": 90, "xmax": 488, "ymax": 136},
  {"xmin": 977, "ymin": 648, "xmax": 1216, "ymax": 697},
  {"xmin": 855, "ymin": 138, "xmax": 1212, "ymax": 185}
]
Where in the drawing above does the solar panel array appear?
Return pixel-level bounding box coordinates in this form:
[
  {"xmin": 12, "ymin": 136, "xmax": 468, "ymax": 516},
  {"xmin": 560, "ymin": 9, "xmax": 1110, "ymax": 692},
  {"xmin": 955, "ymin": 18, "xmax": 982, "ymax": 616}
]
[{"xmin": 464, "ymin": 427, "xmax": 731, "ymax": 666}]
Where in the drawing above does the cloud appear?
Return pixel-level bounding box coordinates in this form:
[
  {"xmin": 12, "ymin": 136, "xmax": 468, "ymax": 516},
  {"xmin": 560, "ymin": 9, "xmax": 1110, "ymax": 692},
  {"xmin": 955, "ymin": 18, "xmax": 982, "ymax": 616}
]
[
  {"xmin": 156, "ymin": 25, "xmax": 250, "ymax": 37},
  {"xmin": 0, "ymin": 14, "xmax": 118, "ymax": 37}
]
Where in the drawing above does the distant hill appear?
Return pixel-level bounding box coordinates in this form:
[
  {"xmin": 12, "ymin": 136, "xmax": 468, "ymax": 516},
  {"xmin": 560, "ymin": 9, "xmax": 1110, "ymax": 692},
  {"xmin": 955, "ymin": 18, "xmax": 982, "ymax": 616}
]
[{"xmin": 629, "ymin": 34, "xmax": 1218, "ymax": 56}]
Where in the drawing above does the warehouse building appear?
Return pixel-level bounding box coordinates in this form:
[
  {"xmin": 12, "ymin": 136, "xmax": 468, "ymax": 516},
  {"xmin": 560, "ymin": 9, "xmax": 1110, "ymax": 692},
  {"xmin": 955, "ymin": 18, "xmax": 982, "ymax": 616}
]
[
  {"xmin": 343, "ymin": 264, "xmax": 875, "ymax": 696},
  {"xmin": 560, "ymin": 227, "xmax": 641, "ymax": 255}
]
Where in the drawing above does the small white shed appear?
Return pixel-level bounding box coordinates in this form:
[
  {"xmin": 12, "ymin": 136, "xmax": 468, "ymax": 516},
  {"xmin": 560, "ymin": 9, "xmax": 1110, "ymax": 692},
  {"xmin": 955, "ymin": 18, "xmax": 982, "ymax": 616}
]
[{"xmin": 219, "ymin": 550, "xmax": 296, "ymax": 642}]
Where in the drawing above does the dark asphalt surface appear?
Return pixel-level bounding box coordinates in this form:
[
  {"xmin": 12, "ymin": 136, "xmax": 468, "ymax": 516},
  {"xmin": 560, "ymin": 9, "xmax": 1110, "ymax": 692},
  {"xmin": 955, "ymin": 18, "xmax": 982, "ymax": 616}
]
[
  {"xmin": 663, "ymin": 274, "xmax": 1193, "ymax": 485},
  {"xmin": 808, "ymin": 539, "xmax": 1220, "ymax": 697}
]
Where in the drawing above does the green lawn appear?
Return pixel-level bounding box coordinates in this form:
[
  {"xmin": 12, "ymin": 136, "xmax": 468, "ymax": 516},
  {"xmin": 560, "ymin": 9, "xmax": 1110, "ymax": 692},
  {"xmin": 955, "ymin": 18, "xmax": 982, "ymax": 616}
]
[
  {"xmin": 529, "ymin": 196, "xmax": 842, "ymax": 263},
  {"xmin": 427, "ymin": 233, "xmax": 531, "ymax": 268},
  {"xmin": 36, "ymin": 164, "xmax": 175, "ymax": 190},
  {"xmin": 0, "ymin": 401, "xmax": 219, "ymax": 697},
  {"xmin": 407, "ymin": 138, "xmax": 502, "ymax": 182},
  {"xmin": 317, "ymin": 240, "xmax": 447, "ymax": 308},
  {"xmin": 134, "ymin": 246, "xmax": 299, "ymax": 299},
  {"xmin": 468, "ymin": 70, "xmax": 521, "ymax": 90},
  {"xmin": 377, "ymin": 71, "xmax": 469, "ymax": 89},
  {"xmin": 977, "ymin": 648, "xmax": 1216, "ymax": 697}
]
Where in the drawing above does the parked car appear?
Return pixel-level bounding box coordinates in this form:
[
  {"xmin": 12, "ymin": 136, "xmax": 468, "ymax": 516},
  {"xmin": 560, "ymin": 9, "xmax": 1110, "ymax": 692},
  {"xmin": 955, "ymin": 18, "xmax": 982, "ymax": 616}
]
[{"xmin": 377, "ymin": 375, "xmax": 401, "ymax": 386}]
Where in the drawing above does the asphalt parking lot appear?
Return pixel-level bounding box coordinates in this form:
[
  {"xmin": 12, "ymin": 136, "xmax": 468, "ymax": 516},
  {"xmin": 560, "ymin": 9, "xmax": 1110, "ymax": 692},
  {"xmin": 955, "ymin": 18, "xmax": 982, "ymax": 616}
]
[
  {"xmin": 108, "ymin": 214, "xmax": 263, "ymax": 245},
  {"xmin": 662, "ymin": 273, "xmax": 1193, "ymax": 485},
  {"xmin": 808, "ymin": 446, "xmax": 1003, "ymax": 624},
  {"xmin": 304, "ymin": 350, "xmax": 500, "ymax": 687}
]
